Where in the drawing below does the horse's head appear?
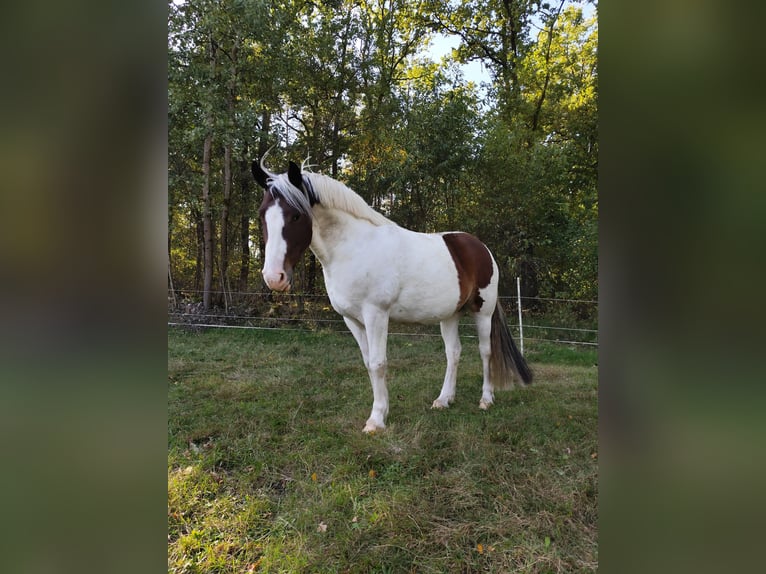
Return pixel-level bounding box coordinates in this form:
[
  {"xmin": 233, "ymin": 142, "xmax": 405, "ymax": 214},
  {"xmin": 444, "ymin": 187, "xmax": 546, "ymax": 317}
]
[{"xmin": 252, "ymin": 159, "xmax": 316, "ymax": 292}]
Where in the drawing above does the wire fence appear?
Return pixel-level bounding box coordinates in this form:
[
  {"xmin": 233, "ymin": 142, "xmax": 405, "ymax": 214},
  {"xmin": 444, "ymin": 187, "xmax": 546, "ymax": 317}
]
[
  {"xmin": 167, "ymin": 289, "xmax": 598, "ymax": 347},
  {"xmin": 169, "ymin": 288, "xmax": 598, "ymax": 305}
]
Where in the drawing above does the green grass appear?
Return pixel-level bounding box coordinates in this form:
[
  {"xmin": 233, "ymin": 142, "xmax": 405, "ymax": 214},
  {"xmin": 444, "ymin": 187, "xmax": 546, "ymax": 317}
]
[{"xmin": 168, "ymin": 327, "xmax": 597, "ymax": 573}]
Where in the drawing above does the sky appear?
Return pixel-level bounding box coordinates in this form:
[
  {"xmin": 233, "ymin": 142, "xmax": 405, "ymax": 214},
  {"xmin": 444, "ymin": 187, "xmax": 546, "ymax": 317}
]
[{"xmin": 427, "ymin": 34, "xmax": 492, "ymax": 87}]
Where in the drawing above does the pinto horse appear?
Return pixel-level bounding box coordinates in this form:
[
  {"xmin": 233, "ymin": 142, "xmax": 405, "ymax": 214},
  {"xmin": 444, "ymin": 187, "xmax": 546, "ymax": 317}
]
[{"xmin": 253, "ymin": 159, "xmax": 532, "ymax": 433}]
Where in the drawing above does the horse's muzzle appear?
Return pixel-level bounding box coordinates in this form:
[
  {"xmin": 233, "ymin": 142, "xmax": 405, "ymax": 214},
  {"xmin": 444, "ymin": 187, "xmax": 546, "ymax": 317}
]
[{"xmin": 262, "ymin": 269, "xmax": 292, "ymax": 292}]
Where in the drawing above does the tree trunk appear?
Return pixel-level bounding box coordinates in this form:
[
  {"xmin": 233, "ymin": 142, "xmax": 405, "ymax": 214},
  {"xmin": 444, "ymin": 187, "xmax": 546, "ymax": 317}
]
[
  {"xmin": 221, "ymin": 41, "xmax": 238, "ymax": 303},
  {"xmin": 202, "ymin": 35, "xmax": 217, "ymax": 310},
  {"xmin": 253, "ymin": 111, "xmax": 271, "ymax": 289},
  {"xmin": 201, "ymin": 132, "xmax": 214, "ymax": 310},
  {"xmin": 238, "ymin": 157, "xmax": 251, "ymax": 293},
  {"xmin": 167, "ymin": 203, "xmax": 174, "ymax": 299},
  {"xmin": 530, "ymin": 1, "xmax": 565, "ymax": 135},
  {"xmin": 168, "ymin": 259, "xmax": 177, "ymax": 308},
  {"xmin": 220, "ymin": 143, "xmax": 232, "ymax": 302},
  {"xmin": 193, "ymin": 208, "xmax": 203, "ymax": 294}
]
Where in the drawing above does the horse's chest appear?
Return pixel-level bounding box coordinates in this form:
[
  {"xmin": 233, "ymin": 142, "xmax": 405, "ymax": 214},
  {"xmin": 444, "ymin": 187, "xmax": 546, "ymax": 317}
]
[
  {"xmin": 322, "ymin": 268, "xmax": 365, "ymax": 319},
  {"xmin": 323, "ymin": 267, "xmax": 392, "ymax": 319}
]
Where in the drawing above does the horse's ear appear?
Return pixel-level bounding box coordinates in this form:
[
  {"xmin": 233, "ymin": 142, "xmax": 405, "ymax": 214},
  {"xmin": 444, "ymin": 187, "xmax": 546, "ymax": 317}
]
[
  {"xmin": 252, "ymin": 160, "xmax": 269, "ymax": 189},
  {"xmin": 288, "ymin": 161, "xmax": 303, "ymax": 191}
]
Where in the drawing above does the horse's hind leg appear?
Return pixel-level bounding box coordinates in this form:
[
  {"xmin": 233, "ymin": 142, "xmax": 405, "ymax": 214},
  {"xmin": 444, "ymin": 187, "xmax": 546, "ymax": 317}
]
[
  {"xmin": 474, "ymin": 312, "xmax": 495, "ymax": 410},
  {"xmin": 432, "ymin": 314, "xmax": 461, "ymax": 409}
]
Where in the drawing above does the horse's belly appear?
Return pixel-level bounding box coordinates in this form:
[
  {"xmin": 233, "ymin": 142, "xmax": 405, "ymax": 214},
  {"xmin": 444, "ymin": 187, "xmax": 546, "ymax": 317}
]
[
  {"xmin": 388, "ymin": 306, "xmax": 451, "ymax": 324},
  {"xmin": 388, "ymin": 289, "xmax": 459, "ymax": 323}
]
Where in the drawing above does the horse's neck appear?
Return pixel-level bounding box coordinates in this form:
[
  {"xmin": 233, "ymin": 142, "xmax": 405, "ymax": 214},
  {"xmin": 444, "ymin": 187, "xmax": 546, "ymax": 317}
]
[{"xmin": 310, "ymin": 205, "xmax": 374, "ymax": 266}]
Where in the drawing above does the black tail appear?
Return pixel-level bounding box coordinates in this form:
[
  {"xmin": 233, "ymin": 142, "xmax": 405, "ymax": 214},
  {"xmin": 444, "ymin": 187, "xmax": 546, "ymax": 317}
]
[{"xmin": 489, "ymin": 301, "xmax": 533, "ymax": 389}]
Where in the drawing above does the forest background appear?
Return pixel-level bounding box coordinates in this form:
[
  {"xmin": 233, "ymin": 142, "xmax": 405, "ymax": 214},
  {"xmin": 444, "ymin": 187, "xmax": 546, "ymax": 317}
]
[{"xmin": 168, "ymin": 0, "xmax": 598, "ymax": 316}]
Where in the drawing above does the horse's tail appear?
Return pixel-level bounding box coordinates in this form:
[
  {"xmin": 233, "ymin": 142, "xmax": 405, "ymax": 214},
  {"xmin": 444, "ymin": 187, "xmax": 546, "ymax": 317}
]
[{"xmin": 489, "ymin": 301, "xmax": 533, "ymax": 389}]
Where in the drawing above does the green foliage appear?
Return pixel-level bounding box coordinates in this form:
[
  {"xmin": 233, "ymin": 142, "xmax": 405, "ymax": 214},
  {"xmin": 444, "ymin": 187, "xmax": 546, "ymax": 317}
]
[
  {"xmin": 168, "ymin": 0, "xmax": 598, "ymax": 305},
  {"xmin": 168, "ymin": 327, "xmax": 598, "ymax": 572}
]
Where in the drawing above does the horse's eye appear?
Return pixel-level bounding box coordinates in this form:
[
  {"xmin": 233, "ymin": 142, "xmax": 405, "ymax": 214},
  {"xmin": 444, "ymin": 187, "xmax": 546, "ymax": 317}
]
[{"xmin": 291, "ymin": 213, "xmax": 301, "ymax": 222}]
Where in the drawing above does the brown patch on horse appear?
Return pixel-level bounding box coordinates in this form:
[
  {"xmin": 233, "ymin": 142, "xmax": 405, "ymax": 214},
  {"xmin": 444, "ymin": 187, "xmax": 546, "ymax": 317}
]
[
  {"xmin": 258, "ymin": 194, "xmax": 313, "ymax": 275},
  {"xmin": 442, "ymin": 232, "xmax": 494, "ymax": 312},
  {"xmin": 279, "ymin": 200, "xmax": 312, "ymax": 269}
]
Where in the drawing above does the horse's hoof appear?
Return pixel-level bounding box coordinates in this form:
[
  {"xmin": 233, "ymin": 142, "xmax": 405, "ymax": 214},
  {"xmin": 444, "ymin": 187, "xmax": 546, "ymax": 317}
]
[
  {"xmin": 363, "ymin": 422, "xmax": 384, "ymax": 434},
  {"xmin": 431, "ymin": 399, "xmax": 450, "ymax": 409},
  {"xmin": 478, "ymin": 399, "xmax": 493, "ymax": 410}
]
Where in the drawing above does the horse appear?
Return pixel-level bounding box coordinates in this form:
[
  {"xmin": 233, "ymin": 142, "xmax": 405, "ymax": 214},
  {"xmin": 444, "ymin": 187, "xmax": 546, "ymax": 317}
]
[{"xmin": 252, "ymin": 158, "xmax": 533, "ymax": 433}]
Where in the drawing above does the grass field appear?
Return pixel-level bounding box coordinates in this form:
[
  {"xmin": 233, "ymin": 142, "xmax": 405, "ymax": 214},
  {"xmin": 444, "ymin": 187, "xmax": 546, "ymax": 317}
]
[{"xmin": 168, "ymin": 326, "xmax": 598, "ymax": 573}]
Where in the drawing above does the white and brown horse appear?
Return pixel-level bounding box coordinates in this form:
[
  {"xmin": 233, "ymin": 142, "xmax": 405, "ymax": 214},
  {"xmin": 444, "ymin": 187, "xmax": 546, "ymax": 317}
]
[{"xmin": 253, "ymin": 159, "xmax": 532, "ymax": 433}]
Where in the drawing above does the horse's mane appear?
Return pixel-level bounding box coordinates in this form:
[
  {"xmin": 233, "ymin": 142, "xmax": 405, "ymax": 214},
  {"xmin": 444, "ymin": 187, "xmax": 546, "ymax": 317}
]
[
  {"xmin": 304, "ymin": 172, "xmax": 395, "ymax": 227},
  {"xmin": 266, "ymin": 165, "xmax": 395, "ymax": 227}
]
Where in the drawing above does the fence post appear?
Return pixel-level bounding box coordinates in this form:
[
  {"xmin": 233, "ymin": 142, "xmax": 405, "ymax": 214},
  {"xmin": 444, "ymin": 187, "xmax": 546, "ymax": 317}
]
[{"xmin": 516, "ymin": 276, "xmax": 524, "ymax": 356}]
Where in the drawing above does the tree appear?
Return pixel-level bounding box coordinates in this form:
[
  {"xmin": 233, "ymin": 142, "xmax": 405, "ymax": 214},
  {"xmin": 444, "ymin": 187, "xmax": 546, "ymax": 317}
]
[
  {"xmin": 428, "ymin": 0, "xmax": 598, "ymax": 299},
  {"xmin": 168, "ymin": 0, "xmax": 277, "ymax": 304},
  {"xmin": 167, "ymin": 0, "xmax": 599, "ymax": 314}
]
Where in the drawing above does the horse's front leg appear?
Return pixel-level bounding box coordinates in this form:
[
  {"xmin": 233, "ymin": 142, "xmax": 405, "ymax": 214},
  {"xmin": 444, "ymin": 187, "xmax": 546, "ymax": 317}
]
[
  {"xmin": 343, "ymin": 316, "xmax": 369, "ymax": 368},
  {"xmin": 361, "ymin": 307, "xmax": 390, "ymax": 433}
]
